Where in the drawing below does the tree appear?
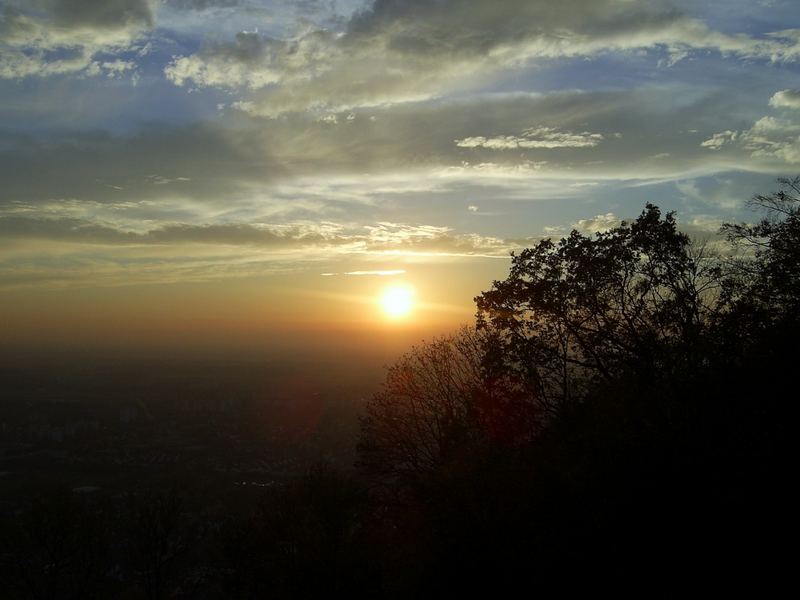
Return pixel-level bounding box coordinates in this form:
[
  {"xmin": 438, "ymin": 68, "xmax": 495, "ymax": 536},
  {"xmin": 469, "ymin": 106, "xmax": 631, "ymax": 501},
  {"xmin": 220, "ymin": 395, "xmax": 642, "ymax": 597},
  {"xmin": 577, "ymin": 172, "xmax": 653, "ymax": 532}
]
[
  {"xmin": 475, "ymin": 204, "xmax": 722, "ymax": 412},
  {"xmin": 125, "ymin": 489, "xmax": 186, "ymax": 600},
  {"xmin": 217, "ymin": 463, "xmax": 374, "ymax": 598},
  {"xmin": 357, "ymin": 205, "xmax": 727, "ymax": 490},
  {"xmin": 0, "ymin": 489, "xmax": 113, "ymax": 600},
  {"xmin": 721, "ymin": 175, "xmax": 800, "ymax": 321},
  {"xmin": 357, "ymin": 326, "xmax": 539, "ymax": 485},
  {"xmin": 354, "ymin": 185, "xmax": 798, "ymax": 593}
]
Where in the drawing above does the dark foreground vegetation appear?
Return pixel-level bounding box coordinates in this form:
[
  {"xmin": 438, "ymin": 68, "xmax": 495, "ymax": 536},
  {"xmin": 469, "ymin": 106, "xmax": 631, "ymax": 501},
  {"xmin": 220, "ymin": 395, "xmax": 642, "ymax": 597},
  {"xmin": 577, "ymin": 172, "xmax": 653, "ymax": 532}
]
[{"xmin": 2, "ymin": 178, "xmax": 798, "ymax": 597}]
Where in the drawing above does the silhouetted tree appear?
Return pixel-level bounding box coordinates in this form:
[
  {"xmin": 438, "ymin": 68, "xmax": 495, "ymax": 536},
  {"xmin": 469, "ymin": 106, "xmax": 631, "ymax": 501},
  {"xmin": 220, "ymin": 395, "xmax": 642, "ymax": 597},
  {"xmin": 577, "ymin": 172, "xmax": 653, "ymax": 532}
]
[
  {"xmin": 721, "ymin": 175, "xmax": 800, "ymax": 321},
  {"xmin": 124, "ymin": 488, "xmax": 185, "ymax": 600},
  {"xmin": 217, "ymin": 463, "xmax": 374, "ymax": 598},
  {"xmin": 476, "ymin": 204, "xmax": 722, "ymax": 412},
  {"xmin": 357, "ymin": 326, "xmax": 539, "ymax": 486},
  {"xmin": 356, "ymin": 184, "xmax": 798, "ymax": 593},
  {"xmin": 0, "ymin": 489, "xmax": 112, "ymax": 599}
]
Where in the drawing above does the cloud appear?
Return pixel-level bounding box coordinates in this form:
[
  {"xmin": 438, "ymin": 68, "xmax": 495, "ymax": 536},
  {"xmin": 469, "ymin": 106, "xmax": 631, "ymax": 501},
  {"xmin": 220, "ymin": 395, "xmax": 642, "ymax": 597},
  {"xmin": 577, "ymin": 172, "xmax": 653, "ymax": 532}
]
[
  {"xmin": 100, "ymin": 59, "xmax": 137, "ymax": 77},
  {"xmin": 2, "ymin": 85, "xmax": 791, "ymax": 221},
  {"xmin": 164, "ymin": 0, "xmax": 800, "ymax": 115},
  {"xmin": 674, "ymin": 177, "xmax": 747, "ymax": 210},
  {"xmin": 700, "ymin": 83, "xmax": 800, "ymax": 165},
  {"xmin": 322, "ymin": 269, "xmax": 407, "ymax": 276},
  {"xmin": 165, "ymin": 0, "xmax": 240, "ymax": 9},
  {"xmin": 0, "ymin": 213, "xmax": 519, "ymax": 288},
  {"xmin": 361, "ymin": 222, "xmax": 512, "ymax": 256},
  {"xmin": 572, "ymin": 212, "xmax": 620, "ymax": 234},
  {"xmin": 0, "ymin": 214, "xmax": 515, "ymax": 257},
  {"xmin": 542, "ymin": 225, "xmax": 566, "ymax": 237},
  {"xmin": 0, "ymin": 0, "xmax": 154, "ymax": 78},
  {"xmin": 701, "ymin": 130, "xmax": 738, "ymax": 150},
  {"xmin": 742, "ymin": 117, "xmax": 800, "ymax": 163},
  {"xmin": 769, "ymin": 89, "xmax": 800, "ymax": 110},
  {"xmin": 702, "ymin": 115, "xmax": 800, "ymax": 164},
  {"xmin": 164, "ymin": 30, "xmax": 288, "ymax": 89},
  {"xmin": 0, "ymin": 123, "xmax": 287, "ymax": 206},
  {"xmin": 456, "ymin": 127, "xmax": 604, "ymax": 150},
  {"xmin": 4, "ymin": 1, "xmax": 795, "ymax": 293}
]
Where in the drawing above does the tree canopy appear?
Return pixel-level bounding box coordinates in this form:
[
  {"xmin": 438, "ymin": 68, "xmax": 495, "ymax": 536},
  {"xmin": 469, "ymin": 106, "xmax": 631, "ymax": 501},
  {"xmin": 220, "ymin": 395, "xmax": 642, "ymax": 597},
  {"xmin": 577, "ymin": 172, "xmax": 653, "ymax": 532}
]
[
  {"xmin": 356, "ymin": 179, "xmax": 797, "ymax": 592},
  {"xmin": 475, "ymin": 203, "xmax": 723, "ymax": 411},
  {"xmin": 357, "ymin": 326, "xmax": 539, "ymax": 485}
]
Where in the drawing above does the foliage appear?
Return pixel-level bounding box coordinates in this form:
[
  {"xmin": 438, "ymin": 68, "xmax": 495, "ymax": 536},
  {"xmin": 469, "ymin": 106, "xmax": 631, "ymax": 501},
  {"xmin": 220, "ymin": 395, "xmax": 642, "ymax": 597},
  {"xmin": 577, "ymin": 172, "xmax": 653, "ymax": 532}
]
[
  {"xmin": 355, "ymin": 181, "xmax": 797, "ymax": 591},
  {"xmin": 124, "ymin": 488, "xmax": 187, "ymax": 600},
  {"xmin": 0, "ymin": 489, "xmax": 113, "ymax": 600},
  {"xmin": 356, "ymin": 326, "xmax": 539, "ymax": 485},
  {"xmin": 217, "ymin": 463, "xmax": 375, "ymax": 598},
  {"xmin": 475, "ymin": 204, "xmax": 723, "ymax": 411},
  {"xmin": 721, "ymin": 176, "xmax": 800, "ymax": 320}
]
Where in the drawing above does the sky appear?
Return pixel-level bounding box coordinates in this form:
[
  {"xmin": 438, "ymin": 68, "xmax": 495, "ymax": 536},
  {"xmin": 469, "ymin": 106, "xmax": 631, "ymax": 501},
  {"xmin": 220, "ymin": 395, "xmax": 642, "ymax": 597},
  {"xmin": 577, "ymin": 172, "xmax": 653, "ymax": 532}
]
[{"xmin": 2, "ymin": 0, "xmax": 800, "ymax": 362}]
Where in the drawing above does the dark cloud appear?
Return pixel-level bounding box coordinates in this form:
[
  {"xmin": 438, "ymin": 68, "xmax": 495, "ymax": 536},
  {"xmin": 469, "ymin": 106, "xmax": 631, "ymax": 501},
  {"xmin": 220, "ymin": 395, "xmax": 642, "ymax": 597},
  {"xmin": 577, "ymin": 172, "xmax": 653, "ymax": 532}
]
[
  {"xmin": 0, "ymin": 215, "xmax": 142, "ymax": 244},
  {"xmin": 165, "ymin": 0, "xmax": 800, "ymax": 114},
  {"xmin": 347, "ymin": 0, "xmax": 677, "ymax": 52},
  {"xmin": 0, "ymin": 215, "xmax": 513, "ymax": 258},
  {"xmin": 0, "ymin": 123, "xmax": 286, "ymax": 204},
  {"xmin": 41, "ymin": 0, "xmax": 155, "ymax": 30},
  {"xmin": 165, "ymin": 0, "xmax": 240, "ymax": 10},
  {"xmin": 0, "ymin": 216, "xmax": 329, "ymax": 246},
  {"xmin": 0, "ymin": 0, "xmax": 154, "ymax": 78},
  {"xmin": 211, "ymin": 30, "xmax": 282, "ymax": 63}
]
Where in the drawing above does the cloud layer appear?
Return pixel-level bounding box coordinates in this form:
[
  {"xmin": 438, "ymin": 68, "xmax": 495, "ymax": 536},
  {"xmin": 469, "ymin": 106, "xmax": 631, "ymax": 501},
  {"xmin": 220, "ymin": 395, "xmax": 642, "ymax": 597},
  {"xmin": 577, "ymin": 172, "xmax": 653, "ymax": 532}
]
[
  {"xmin": 2, "ymin": 0, "xmax": 800, "ymax": 291},
  {"xmin": 0, "ymin": 0, "xmax": 154, "ymax": 78},
  {"xmin": 164, "ymin": 0, "xmax": 800, "ymax": 115}
]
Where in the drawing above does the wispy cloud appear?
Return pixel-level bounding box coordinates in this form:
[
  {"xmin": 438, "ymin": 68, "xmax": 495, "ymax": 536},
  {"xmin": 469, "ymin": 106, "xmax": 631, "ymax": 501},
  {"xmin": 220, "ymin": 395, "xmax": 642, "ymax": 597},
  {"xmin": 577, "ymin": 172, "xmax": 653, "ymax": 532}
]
[
  {"xmin": 456, "ymin": 127, "xmax": 605, "ymax": 150},
  {"xmin": 321, "ymin": 270, "xmax": 407, "ymax": 277},
  {"xmin": 702, "ymin": 103, "xmax": 800, "ymax": 165}
]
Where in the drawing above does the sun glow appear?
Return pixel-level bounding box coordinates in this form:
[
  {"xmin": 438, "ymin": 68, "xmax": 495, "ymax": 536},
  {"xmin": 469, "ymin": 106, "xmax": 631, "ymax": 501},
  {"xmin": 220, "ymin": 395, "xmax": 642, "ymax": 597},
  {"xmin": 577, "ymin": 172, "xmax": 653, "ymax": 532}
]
[{"xmin": 381, "ymin": 285, "xmax": 414, "ymax": 318}]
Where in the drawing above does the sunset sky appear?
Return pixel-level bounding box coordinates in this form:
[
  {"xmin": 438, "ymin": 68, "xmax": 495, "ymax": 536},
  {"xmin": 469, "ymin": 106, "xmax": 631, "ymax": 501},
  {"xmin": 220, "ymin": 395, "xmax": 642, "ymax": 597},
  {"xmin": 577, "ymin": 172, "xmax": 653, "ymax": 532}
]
[{"xmin": 2, "ymin": 0, "xmax": 800, "ymax": 360}]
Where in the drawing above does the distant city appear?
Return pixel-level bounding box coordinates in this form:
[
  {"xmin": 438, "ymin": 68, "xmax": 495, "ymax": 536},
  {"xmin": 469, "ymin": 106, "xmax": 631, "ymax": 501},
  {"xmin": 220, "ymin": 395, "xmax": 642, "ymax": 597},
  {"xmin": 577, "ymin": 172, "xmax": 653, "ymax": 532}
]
[{"xmin": 0, "ymin": 360, "xmax": 367, "ymax": 511}]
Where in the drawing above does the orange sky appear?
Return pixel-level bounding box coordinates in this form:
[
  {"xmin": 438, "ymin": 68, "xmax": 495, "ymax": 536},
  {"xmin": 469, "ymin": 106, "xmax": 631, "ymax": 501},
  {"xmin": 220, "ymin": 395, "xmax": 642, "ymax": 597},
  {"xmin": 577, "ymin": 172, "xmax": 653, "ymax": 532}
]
[{"xmin": 0, "ymin": 257, "xmax": 509, "ymax": 363}]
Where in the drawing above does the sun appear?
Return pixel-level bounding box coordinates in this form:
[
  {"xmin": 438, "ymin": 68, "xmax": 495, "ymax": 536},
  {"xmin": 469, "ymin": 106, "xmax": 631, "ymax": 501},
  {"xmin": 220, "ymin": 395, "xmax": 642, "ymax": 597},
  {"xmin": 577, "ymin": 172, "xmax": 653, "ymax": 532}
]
[{"xmin": 381, "ymin": 285, "xmax": 414, "ymax": 318}]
